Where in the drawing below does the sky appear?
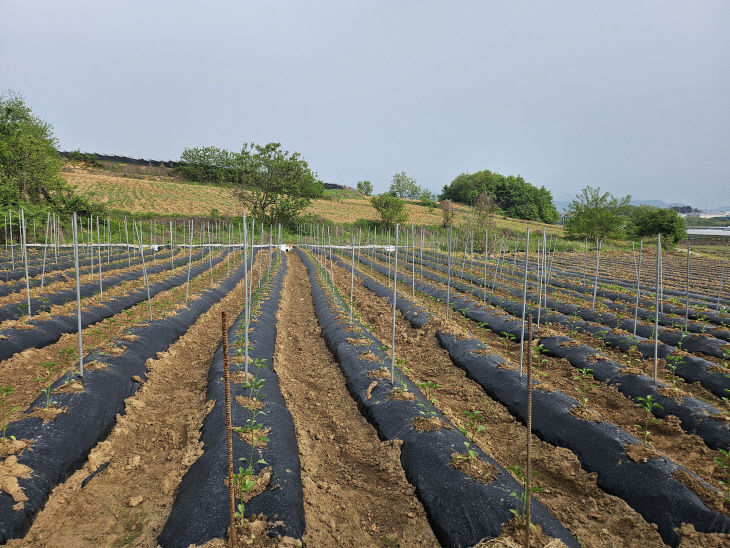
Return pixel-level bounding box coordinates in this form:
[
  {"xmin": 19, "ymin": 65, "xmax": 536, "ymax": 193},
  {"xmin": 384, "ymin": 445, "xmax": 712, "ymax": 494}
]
[{"xmin": 2, "ymin": 1, "xmax": 729, "ymax": 208}]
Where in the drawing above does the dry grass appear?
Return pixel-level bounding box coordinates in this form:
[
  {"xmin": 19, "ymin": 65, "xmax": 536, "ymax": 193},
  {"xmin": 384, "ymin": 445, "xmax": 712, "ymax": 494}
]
[{"xmin": 64, "ymin": 167, "xmax": 564, "ymax": 236}]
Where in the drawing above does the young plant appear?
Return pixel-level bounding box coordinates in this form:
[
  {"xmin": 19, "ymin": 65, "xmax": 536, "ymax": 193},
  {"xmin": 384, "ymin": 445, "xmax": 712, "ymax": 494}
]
[
  {"xmin": 623, "ymin": 345, "xmax": 639, "ymax": 368},
  {"xmin": 58, "ymin": 347, "xmax": 78, "ymax": 384},
  {"xmin": 500, "ymin": 332, "xmax": 516, "ymax": 363},
  {"xmin": 458, "ymin": 410, "xmax": 486, "ymax": 443},
  {"xmin": 393, "ymin": 357, "xmax": 412, "ymax": 392},
  {"xmin": 36, "ymin": 361, "xmax": 59, "ymax": 408},
  {"xmin": 232, "ymin": 356, "xmax": 269, "ymax": 531},
  {"xmin": 634, "ymin": 395, "xmax": 663, "ymax": 447},
  {"xmin": 416, "ymin": 380, "xmax": 441, "ymax": 417},
  {"xmin": 531, "ymin": 343, "xmax": 549, "ymax": 382},
  {"xmin": 665, "ymin": 354, "xmax": 684, "ymax": 390},
  {"xmin": 572, "ymin": 368, "xmax": 595, "ymax": 408},
  {"xmin": 714, "ymin": 449, "xmax": 730, "ymax": 505},
  {"xmin": 507, "ymin": 464, "xmax": 543, "ymax": 529},
  {"xmin": 0, "ymin": 386, "xmax": 19, "ymax": 443}
]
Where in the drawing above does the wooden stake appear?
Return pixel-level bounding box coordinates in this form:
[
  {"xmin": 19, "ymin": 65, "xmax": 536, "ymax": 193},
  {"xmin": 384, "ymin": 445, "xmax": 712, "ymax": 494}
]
[{"xmin": 222, "ymin": 311, "xmax": 237, "ymax": 547}]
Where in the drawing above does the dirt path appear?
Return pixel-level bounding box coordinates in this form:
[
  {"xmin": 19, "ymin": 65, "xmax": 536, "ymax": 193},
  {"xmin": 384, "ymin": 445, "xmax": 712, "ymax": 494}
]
[
  {"xmin": 7, "ymin": 263, "xmax": 258, "ymax": 547},
  {"xmin": 272, "ymin": 252, "xmax": 438, "ymax": 547}
]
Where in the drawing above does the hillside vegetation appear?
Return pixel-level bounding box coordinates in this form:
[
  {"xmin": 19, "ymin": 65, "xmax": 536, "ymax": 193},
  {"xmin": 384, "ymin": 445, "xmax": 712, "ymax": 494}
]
[{"xmin": 62, "ymin": 163, "xmax": 566, "ymax": 236}]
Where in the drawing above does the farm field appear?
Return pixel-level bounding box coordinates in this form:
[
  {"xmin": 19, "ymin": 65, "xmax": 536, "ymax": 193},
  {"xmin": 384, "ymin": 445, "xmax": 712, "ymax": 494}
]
[
  {"xmin": 0, "ymin": 215, "xmax": 729, "ymax": 548},
  {"xmin": 62, "ymin": 165, "xmax": 565, "ymax": 238}
]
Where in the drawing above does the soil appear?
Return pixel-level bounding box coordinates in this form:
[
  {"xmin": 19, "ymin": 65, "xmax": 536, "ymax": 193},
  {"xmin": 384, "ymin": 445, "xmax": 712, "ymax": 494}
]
[
  {"xmin": 450, "ymin": 452, "xmax": 498, "ymax": 484},
  {"xmin": 624, "ymin": 443, "xmax": 661, "ymax": 463},
  {"xmin": 270, "ymin": 252, "xmax": 438, "ymax": 547},
  {"xmin": 411, "ymin": 416, "xmax": 447, "ymax": 431},
  {"xmin": 6, "ymin": 261, "xmax": 254, "ymax": 547}
]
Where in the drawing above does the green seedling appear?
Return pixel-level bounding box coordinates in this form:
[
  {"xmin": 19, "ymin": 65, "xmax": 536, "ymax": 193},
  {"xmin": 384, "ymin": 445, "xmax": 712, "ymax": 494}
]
[
  {"xmin": 634, "ymin": 395, "xmax": 662, "ymax": 447},
  {"xmin": 500, "ymin": 332, "xmax": 516, "ymax": 363},
  {"xmin": 393, "ymin": 357, "xmax": 412, "ymax": 392},
  {"xmin": 531, "ymin": 343, "xmax": 549, "ymax": 382},
  {"xmin": 665, "ymin": 354, "xmax": 684, "ymax": 390},
  {"xmin": 0, "ymin": 386, "xmax": 19, "ymax": 443},
  {"xmin": 458, "ymin": 410, "xmax": 486, "ymax": 443},
  {"xmin": 507, "ymin": 464, "xmax": 543, "ymax": 529},
  {"xmin": 714, "ymin": 449, "xmax": 730, "ymax": 505},
  {"xmin": 36, "ymin": 361, "xmax": 59, "ymax": 408},
  {"xmin": 623, "ymin": 345, "xmax": 639, "ymax": 368},
  {"xmin": 416, "ymin": 380, "xmax": 441, "ymax": 417},
  {"xmin": 58, "ymin": 347, "xmax": 78, "ymax": 384},
  {"xmin": 573, "ymin": 368, "xmax": 596, "ymax": 408}
]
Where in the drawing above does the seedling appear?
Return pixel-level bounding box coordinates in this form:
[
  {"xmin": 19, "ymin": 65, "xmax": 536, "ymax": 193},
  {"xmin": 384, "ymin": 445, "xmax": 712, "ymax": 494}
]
[
  {"xmin": 634, "ymin": 395, "xmax": 662, "ymax": 447},
  {"xmin": 500, "ymin": 332, "xmax": 516, "ymax": 363},
  {"xmin": 623, "ymin": 345, "xmax": 639, "ymax": 368},
  {"xmin": 393, "ymin": 357, "xmax": 412, "ymax": 392},
  {"xmin": 458, "ymin": 410, "xmax": 486, "ymax": 443},
  {"xmin": 714, "ymin": 449, "xmax": 730, "ymax": 505},
  {"xmin": 416, "ymin": 380, "xmax": 441, "ymax": 417},
  {"xmin": 665, "ymin": 354, "xmax": 684, "ymax": 390},
  {"xmin": 572, "ymin": 368, "xmax": 595, "ymax": 408},
  {"xmin": 531, "ymin": 343, "xmax": 549, "ymax": 382},
  {"xmin": 507, "ymin": 464, "xmax": 543, "ymax": 529},
  {"xmin": 58, "ymin": 347, "xmax": 78, "ymax": 384},
  {"xmin": 0, "ymin": 386, "xmax": 19, "ymax": 443},
  {"xmin": 36, "ymin": 361, "xmax": 59, "ymax": 408}
]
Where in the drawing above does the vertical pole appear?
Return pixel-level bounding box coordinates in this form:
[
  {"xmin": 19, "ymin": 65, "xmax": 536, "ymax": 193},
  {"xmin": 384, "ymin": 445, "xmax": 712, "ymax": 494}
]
[
  {"xmin": 717, "ymin": 243, "xmax": 728, "ymax": 312},
  {"xmin": 170, "ymin": 220, "xmax": 175, "ymax": 270},
  {"xmin": 134, "ymin": 220, "xmax": 152, "ymax": 321},
  {"xmin": 483, "ymin": 229, "xmax": 488, "ymax": 302},
  {"xmin": 125, "ymin": 217, "xmax": 131, "ymax": 266},
  {"xmin": 349, "ymin": 231, "xmax": 355, "ymax": 324},
  {"xmin": 243, "ymin": 214, "xmax": 250, "ymax": 379},
  {"xmin": 685, "ymin": 240, "xmax": 690, "ymax": 332},
  {"xmin": 186, "ymin": 220, "xmax": 194, "ymax": 302},
  {"xmin": 40, "ymin": 211, "xmax": 50, "ymax": 291},
  {"xmin": 221, "ymin": 311, "xmax": 237, "ymax": 548},
  {"xmin": 634, "ymin": 240, "xmax": 643, "ymax": 337},
  {"xmin": 446, "ymin": 226, "xmax": 452, "ymax": 320},
  {"xmin": 592, "ymin": 238, "xmax": 601, "ymax": 311},
  {"xmin": 20, "ymin": 209, "xmax": 31, "ymax": 317},
  {"xmin": 391, "ymin": 224, "xmax": 399, "ymax": 384},
  {"xmin": 525, "ymin": 313, "xmax": 533, "ymax": 547},
  {"xmin": 654, "ymin": 234, "xmax": 661, "ymax": 381},
  {"xmin": 72, "ymin": 213, "xmax": 84, "ymax": 376},
  {"xmin": 519, "ymin": 229, "xmax": 530, "ymax": 375},
  {"xmin": 96, "ymin": 216, "xmax": 103, "ymax": 301}
]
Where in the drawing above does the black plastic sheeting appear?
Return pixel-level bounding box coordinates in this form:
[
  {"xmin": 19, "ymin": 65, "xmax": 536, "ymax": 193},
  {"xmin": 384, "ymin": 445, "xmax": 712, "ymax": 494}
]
[
  {"xmin": 437, "ymin": 332, "xmax": 730, "ymax": 547},
  {"xmin": 0, "ymin": 248, "xmax": 180, "ymax": 298},
  {"xmin": 0, "ymin": 248, "xmax": 205, "ymax": 323},
  {"xmin": 539, "ymin": 336, "xmax": 730, "ymax": 451},
  {"xmin": 416, "ymin": 247, "xmax": 730, "ymax": 331},
  {"xmin": 296, "ymin": 248, "xmax": 579, "ymax": 548},
  {"xmin": 316, "ymin": 248, "xmax": 430, "ymax": 328},
  {"xmin": 361, "ymin": 253, "xmax": 730, "ymax": 449},
  {"xmin": 159, "ymin": 253, "xmax": 305, "ymax": 547},
  {"xmin": 0, "ymin": 252, "xmax": 255, "ymax": 543},
  {"xmin": 379, "ymin": 249, "xmax": 730, "ymax": 400},
  {"xmin": 0, "ymin": 249, "xmax": 225, "ymax": 362}
]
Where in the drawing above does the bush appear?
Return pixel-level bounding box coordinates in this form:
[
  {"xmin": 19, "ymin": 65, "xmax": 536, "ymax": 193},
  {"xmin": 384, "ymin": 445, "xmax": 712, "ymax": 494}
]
[
  {"xmin": 371, "ymin": 194, "xmax": 407, "ymax": 228},
  {"xmin": 630, "ymin": 206, "xmax": 687, "ymax": 245}
]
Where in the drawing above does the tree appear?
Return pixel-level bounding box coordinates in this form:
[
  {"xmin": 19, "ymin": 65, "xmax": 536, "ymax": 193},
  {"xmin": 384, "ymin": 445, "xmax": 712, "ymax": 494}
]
[
  {"xmin": 439, "ymin": 169, "xmax": 559, "ymax": 224},
  {"xmin": 176, "ymin": 146, "xmax": 237, "ymax": 184},
  {"xmin": 630, "ymin": 206, "xmax": 687, "ymax": 245},
  {"xmin": 463, "ymin": 192, "xmax": 496, "ymax": 249},
  {"xmin": 389, "ymin": 171, "xmax": 420, "ymax": 199},
  {"xmin": 0, "ymin": 91, "xmax": 98, "ymax": 218},
  {"xmin": 233, "ymin": 142, "xmax": 323, "ymax": 226},
  {"xmin": 357, "ymin": 180, "xmax": 373, "ymax": 196},
  {"xmin": 564, "ymin": 186, "xmax": 631, "ymax": 241},
  {"xmin": 371, "ymin": 193, "xmax": 407, "ymax": 227},
  {"xmin": 441, "ymin": 199, "xmax": 456, "ymax": 227}
]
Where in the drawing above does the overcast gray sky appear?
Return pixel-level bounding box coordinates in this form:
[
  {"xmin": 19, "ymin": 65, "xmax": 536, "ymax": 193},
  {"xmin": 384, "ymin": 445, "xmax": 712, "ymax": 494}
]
[{"xmin": 2, "ymin": 1, "xmax": 729, "ymax": 207}]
